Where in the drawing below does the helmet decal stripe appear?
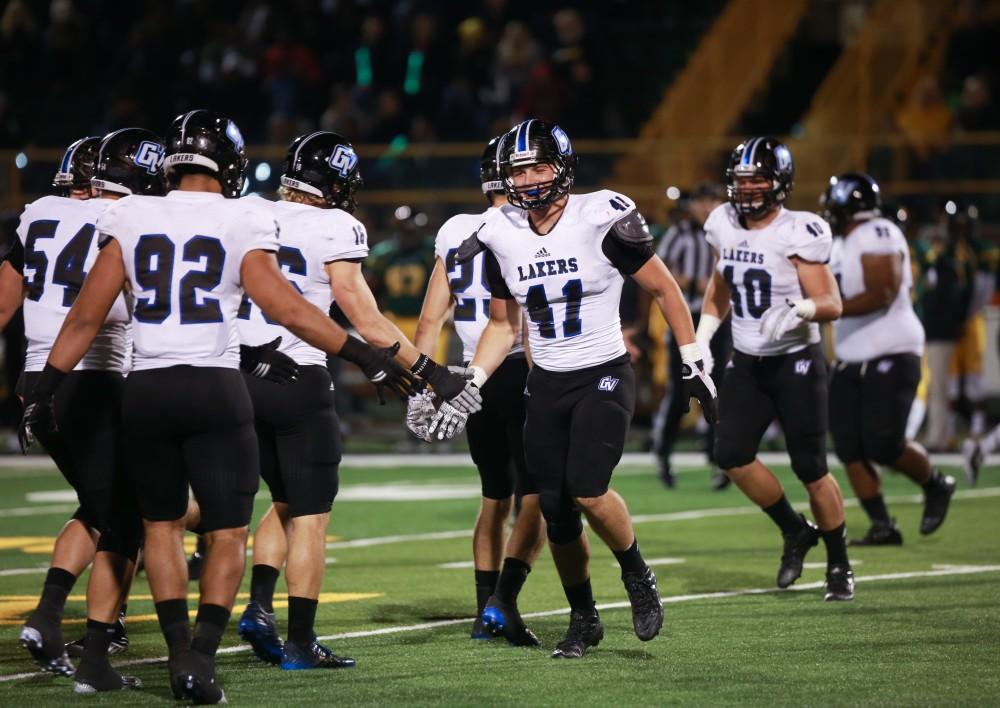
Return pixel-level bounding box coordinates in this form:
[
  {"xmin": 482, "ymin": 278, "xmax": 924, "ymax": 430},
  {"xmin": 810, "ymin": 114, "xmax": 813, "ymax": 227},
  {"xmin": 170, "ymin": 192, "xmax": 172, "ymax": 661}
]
[
  {"xmin": 178, "ymin": 110, "xmax": 198, "ymax": 145},
  {"xmin": 743, "ymin": 137, "xmax": 762, "ymax": 166},
  {"xmin": 292, "ymin": 131, "xmax": 325, "ymax": 168},
  {"xmin": 60, "ymin": 144, "xmax": 77, "ymax": 174}
]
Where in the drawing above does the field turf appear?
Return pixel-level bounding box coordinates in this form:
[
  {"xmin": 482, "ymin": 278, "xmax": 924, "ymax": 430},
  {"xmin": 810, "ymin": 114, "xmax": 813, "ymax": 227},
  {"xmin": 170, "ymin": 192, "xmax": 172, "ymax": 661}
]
[{"xmin": 0, "ymin": 458, "xmax": 996, "ymax": 706}]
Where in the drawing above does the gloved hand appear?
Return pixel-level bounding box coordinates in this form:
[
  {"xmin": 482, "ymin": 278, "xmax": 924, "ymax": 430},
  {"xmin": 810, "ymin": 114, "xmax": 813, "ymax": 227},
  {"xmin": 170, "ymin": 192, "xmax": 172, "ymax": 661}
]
[
  {"xmin": 240, "ymin": 336, "xmax": 299, "ymax": 384},
  {"xmin": 405, "ymin": 390, "xmax": 437, "ymax": 442},
  {"xmin": 759, "ymin": 299, "xmax": 816, "ymax": 343},
  {"xmin": 339, "ymin": 338, "xmax": 418, "ymax": 404},
  {"xmin": 18, "ymin": 364, "xmax": 65, "ymax": 453},
  {"xmin": 679, "ymin": 343, "xmax": 718, "ymax": 425},
  {"xmin": 427, "ymin": 400, "xmax": 470, "ymax": 440},
  {"xmin": 410, "ymin": 354, "xmax": 483, "ymax": 414}
]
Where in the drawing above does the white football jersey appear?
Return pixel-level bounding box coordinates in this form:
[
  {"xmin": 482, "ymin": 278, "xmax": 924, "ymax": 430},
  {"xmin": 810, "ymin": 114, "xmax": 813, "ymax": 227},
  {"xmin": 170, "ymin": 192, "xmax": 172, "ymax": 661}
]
[
  {"xmin": 705, "ymin": 204, "xmax": 832, "ymax": 356},
  {"xmin": 16, "ymin": 196, "xmax": 129, "ymax": 372},
  {"xmin": 831, "ymin": 218, "xmax": 924, "ymax": 361},
  {"xmin": 237, "ymin": 198, "xmax": 369, "ymax": 366},
  {"xmin": 97, "ymin": 190, "xmax": 279, "ymax": 371},
  {"xmin": 434, "ymin": 207, "xmax": 524, "ymax": 363},
  {"xmin": 476, "ymin": 190, "xmax": 642, "ymax": 372}
]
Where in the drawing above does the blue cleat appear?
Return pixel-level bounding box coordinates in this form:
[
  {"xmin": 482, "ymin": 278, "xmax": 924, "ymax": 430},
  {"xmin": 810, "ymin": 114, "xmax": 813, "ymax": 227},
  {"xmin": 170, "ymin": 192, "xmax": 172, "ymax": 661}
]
[
  {"xmin": 481, "ymin": 595, "xmax": 540, "ymax": 647},
  {"xmin": 237, "ymin": 601, "xmax": 283, "ymax": 665},
  {"xmin": 280, "ymin": 640, "xmax": 356, "ymax": 670}
]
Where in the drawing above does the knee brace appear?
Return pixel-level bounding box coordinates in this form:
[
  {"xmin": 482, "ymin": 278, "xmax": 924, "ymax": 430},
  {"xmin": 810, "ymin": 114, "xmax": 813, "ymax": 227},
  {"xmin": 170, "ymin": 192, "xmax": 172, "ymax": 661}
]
[
  {"xmin": 713, "ymin": 435, "xmax": 756, "ymax": 471},
  {"xmin": 546, "ymin": 511, "xmax": 584, "ymax": 545},
  {"xmin": 788, "ymin": 447, "xmax": 828, "ymax": 484},
  {"xmin": 863, "ymin": 432, "xmax": 906, "ymax": 467}
]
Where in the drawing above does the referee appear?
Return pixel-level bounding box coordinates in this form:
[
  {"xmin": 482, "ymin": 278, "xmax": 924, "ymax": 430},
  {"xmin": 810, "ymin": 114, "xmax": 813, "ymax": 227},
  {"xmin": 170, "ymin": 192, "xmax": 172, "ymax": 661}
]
[{"xmin": 652, "ymin": 183, "xmax": 731, "ymax": 489}]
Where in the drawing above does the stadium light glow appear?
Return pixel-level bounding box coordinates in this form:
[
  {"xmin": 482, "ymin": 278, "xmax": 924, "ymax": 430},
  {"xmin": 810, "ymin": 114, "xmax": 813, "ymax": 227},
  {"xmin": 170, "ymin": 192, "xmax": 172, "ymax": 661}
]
[
  {"xmin": 945, "ymin": 200, "xmax": 957, "ymax": 215},
  {"xmin": 414, "ymin": 212, "xmax": 428, "ymax": 227},
  {"xmin": 896, "ymin": 208, "xmax": 908, "ymax": 222},
  {"xmin": 665, "ymin": 186, "xmax": 681, "ymax": 200},
  {"xmin": 15, "ymin": 152, "xmax": 27, "ymax": 169},
  {"xmin": 394, "ymin": 205, "xmax": 412, "ymax": 220},
  {"xmin": 255, "ymin": 163, "xmax": 271, "ymax": 182}
]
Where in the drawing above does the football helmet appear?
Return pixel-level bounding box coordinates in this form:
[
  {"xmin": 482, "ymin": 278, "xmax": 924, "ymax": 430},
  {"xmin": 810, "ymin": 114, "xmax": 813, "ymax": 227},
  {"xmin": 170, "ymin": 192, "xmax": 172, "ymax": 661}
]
[
  {"xmin": 820, "ymin": 172, "xmax": 881, "ymax": 235},
  {"xmin": 726, "ymin": 136, "xmax": 794, "ymax": 219},
  {"xmin": 497, "ymin": 119, "xmax": 577, "ymax": 210},
  {"xmin": 280, "ymin": 131, "xmax": 363, "ymax": 212},
  {"xmin": 53, "ymin": 136, "xmax": 101, "ymax": 196},
  {"xmin": 480, "ymin": 134, "xmax": 503, "ymax": 197},
  {"xmin": 92, "ymin": 128, "xmax": 166, "ymax": 197},
  {"xmin": 164, "ymin": 109, "xmax": 248, "ymax": 198}
]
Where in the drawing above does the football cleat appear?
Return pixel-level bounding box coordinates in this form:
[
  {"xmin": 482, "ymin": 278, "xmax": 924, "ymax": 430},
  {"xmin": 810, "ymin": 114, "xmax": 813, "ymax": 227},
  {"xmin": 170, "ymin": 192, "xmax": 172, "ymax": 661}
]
[
  {"xmin": 72, "ymin": 656, "xmax": 142, "ymax": 693},
  {"xmin": 621, "ymin": 567, "xmax": 663, "ymax": 641},
  {"xmin": 777, "ymin": 516, "xmax": 821, "ymax": 588},
  {"xmin": 551, "ymin": 610, "xmax": 603, "ymax": 659},
  {"xmin": 20, "ymin": 613, "xmax": 74, "ymax": 677},
  {"xmin": 280, "ymin": 640, "xmax": 356, "ymax": 670},
  {"xmin": 238, "ymin": 601, "xmax": 284, "ymax": 665},
  {"xmin": 480, "ymin": 596, "xmax": 540, "ymax": 647},
  {"xmin": 849, "ymin": 519, "xmax": 903, "ymax": 546},
  {"xmin": 169, "ymin": 650, "xmax": 225, "ymax": 705},
  {"xmin": 710, "ymin": 468, "xmax": 732, "ymax": 491},
  {"xmin": 824, "ymin": 564, "xmax": 855, "ymax": 601},
  {"xmin": 470, "ymin": 616, "xmax": 493, "ymax": 640},
  {"xmin": 66, "ymin": 611, "xmax": 129, "ymax": 658},
  {"xmin": 961, "ymin": 438, "xmax": 982, "ymax": 487},
  {"xmin": 920, "ymin": 472, "xmax": 956, "ymax": 535},
  {"xmin": 657, "ymin": 461, "xmax": 676, "ymax": 489}
]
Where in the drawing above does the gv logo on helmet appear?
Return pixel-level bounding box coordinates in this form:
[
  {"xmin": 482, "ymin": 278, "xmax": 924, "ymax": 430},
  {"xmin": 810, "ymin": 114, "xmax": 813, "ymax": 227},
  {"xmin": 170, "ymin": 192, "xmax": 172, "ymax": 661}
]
[
  {"xmin": 225, "ymin": 120, "xmax": 245, "ymax": 150},
  {"xmin": 551, "ymin": 126, "xmax": 572, "ymax": 156},
  {"xmin": 134, "ymin": 141, "xmax": 165, "ymax": 175},
  {"xmin": 329, "ymin": 145, "xmax": 358, "ymax": 177}
]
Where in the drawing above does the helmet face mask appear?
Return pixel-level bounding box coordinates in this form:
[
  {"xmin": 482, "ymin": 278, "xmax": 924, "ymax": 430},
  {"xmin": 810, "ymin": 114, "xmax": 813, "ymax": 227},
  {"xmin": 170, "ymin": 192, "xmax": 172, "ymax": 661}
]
[
  {"xmin": 164, "ymin": 110, "xmax": 248, "ymax": 198},
  {"xmin": 280, "ymin": 131, "xmax": 363, "ymax": 212},
  {"xmin": 92, "ymin": 128, "xmax": 166, "ymax": 197},
  {"xmin": 820, "ymin": 172, "xmax": 881, "ymax": 236},
  {"xmin": 53, "ymin": 136, "xmax": 101, "ymax": 197},
  {"xmin": 726, "ymin": 137, "xmax": 794, "ymax": 219},
  {"xmin": 498, "ymin": 120, "xmax": 576, "ymax": 210}
]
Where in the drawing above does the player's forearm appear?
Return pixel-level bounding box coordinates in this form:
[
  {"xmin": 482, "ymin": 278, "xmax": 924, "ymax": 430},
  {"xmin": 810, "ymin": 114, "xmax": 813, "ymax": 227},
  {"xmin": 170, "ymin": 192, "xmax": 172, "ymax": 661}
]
[
  {"xmin": 469, "ymin": 318, "xmax": 517, "ymax": 378},
  {"xmin": 701, "ymin": 274, "xmax": 731, "ymax": 321},
  {"xmin": 47, "ymin": 313, "xmax": 104, "ymax": 373},
  {"xmin": 653, "ymin": 288, "xmax": 696, "ymax": 346},
  {"xmin": 354, "ymin": 314, "xmax": 423, "ymax": 367},
  {"xmin": 808, "ymin": 291, "xmax": 843, "ymax": 322}
]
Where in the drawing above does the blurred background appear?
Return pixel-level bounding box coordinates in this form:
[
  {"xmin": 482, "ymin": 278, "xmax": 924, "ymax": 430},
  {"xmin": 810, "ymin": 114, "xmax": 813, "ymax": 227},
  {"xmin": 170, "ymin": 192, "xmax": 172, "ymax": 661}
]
[{"xmin": 0, "ymin": 0, "xmax": 998, "ymax": 455}]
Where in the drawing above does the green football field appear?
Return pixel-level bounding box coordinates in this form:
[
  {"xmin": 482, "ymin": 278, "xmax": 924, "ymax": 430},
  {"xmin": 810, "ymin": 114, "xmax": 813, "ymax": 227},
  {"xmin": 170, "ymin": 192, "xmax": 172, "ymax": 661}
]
[{"xmin": 0, "ymin": 457, "xmax": 997, "ymax": 706}]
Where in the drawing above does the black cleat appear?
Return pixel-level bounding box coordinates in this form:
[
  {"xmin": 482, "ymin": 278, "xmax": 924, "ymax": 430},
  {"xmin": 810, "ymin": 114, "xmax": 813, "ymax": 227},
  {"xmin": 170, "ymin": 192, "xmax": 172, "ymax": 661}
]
[
  {"xmin": 470, "ymin": 616, "xmax": 492, "ymax": 640},
  {"xmin": 237, "ymin": 601, "xmax": 283, "ymax": 665},
  {"xmin": 824, "ymin": 564, "xmax": 855, "ymax": 601},
  {"xmin": 920, "ymin": 472, "xmax": 956, "ymax": 535},
  {"xmin": 169, "ymin": 650, "xmax": 225, "ymax": 705},
  {"xmin": 657, "ymin": 461, "xmax": 676, "ymax": 489},
  {"xmin": 961, "ymin": 438, "xmax": 983, "ymax": 487},
  {"xmin": 480, "ymin": 596, "xmax": 540, "ymax": 647},
  {"xmin": 621, "ymin": 567, "xmax": 663, "ymax": 641},
  {"xmin": 551, "ymin": 610, "xmax": 603, "ymax": 659},
  {"xmin": 66, "ymin": 611, "xmax": 129, "ymax": 658},
  {"xmin": 280, "ymin": 640, "xmax": 356, "ymax": 670},
  {"xmin": 188, "ymin": 535, "xmax": 207, "ymax": 582},
  {"xmin": 777, "ymin": 516, "xmax": 821, "ymax": 588},
  {"xmin": 710, "ymin": 468, "xmax": 732, "ymax": 491},
  {"xmin": 73, "ymin": 655, "xmax": 142, "ymax": 694},
  {"xmin": 20, "ymin": 612, "xmax": 74, "ymax": 677},
  {"xmin": 850, "ymin": 519, "xmax": 903, "ymax": 546}
]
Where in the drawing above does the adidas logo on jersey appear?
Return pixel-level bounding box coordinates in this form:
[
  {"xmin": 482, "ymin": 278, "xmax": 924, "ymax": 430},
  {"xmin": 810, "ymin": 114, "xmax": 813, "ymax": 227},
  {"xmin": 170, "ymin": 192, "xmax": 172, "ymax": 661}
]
[
  {"xmin": 738, "ymin": 240, "xmax": 750, "ymax": 248},
  {"xmin": 598, "ymin": 376, "xmax": 619, "ymax": 392},
  {"xmin": 534, "ymin": 247, "xmax": 551, "ymax": 259}
]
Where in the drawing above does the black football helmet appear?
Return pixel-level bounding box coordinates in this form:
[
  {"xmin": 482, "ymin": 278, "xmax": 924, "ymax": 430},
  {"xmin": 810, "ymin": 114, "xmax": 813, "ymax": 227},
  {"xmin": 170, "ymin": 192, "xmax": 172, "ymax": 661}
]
[
  {"xmin": 92, "ymin": 128, "xmax": 166, "ymax": 197},
  {"xmin": 480, "ymin": 134, "xmax": 503, "ymax": 198},
  {"xmin": 53, "ymin": 136, "xmax": 101, "ymax": 196},
  {"xmin": 280, "ymin": 131, "xmax": 363, "ymax": 212},
  {"xmin": 820, "ymin": 172, "xmax": 881, "ymax": 235},
  {"xmin": 164, "ymin": 109, "xmax": 248, "ymax": 198},
  {"xmin": 725, "ymin": 136, "xmax": 794, "ymax": 219},
  {"xmin": 497, "ymin": 119, "xmax": 577, "ymax": 210}
]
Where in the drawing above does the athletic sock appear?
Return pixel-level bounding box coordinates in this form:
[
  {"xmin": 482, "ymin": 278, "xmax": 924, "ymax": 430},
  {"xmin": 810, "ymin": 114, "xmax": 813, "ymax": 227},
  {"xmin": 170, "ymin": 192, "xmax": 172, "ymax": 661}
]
[
  {"xmin": 763, "ymin": 495, "xmax": 803, "ymax": 536},
  {"xmin": 474, "ymin": 570, "xmax": 500, "ymax": 615},
  {"xmin": 120, "ymin": 603, "xmax": 128, "ymax": 618},
  {"xmin": 495, "ymin": 558, "xmax": 531, "ymax": 604},
  {"xmin": 155, "ymin": 599, "xmax": 190, "ymax": 658},
  {"xmin": 287, "ymin": 596, "xmax": 318, "ymax": 646},
  {"xmin": 191, "ymin": 604, "xmax": 230, "ymax": 658},
  {"xmin": 36, "ymin": 567, "xmax": 76, "ymax": 618},
  {"xmin": 860, "ymin": 495, "xmax": 890, "ymax": 524},
  {"xmin": 249, "ymin": 564, "xmax": 280, "ymax": 612},
  {"xmin": 563, "ymin": 578, "xmax": 596, "ymax": 616},
  {"xmin": 612, "ymin": 538, "xmax": 647, "ymax": 576},
  {"xmin": 81, "ymin": 619, "xmax": 116, "ymax": 662},
  {"xmin": 822, "ymin": 523, "xmax": 849, "ymax": 567}
]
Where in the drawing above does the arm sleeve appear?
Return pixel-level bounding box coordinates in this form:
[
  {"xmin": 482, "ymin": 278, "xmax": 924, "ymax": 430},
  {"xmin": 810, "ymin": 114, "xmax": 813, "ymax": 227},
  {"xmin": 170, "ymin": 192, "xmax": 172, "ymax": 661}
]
[
  {"xmin": 602, "ymin": 233, "xmax": 654, "ymax": 275},
  {"xmin": 483, "ymin": 248, "xmax": 513, "ymax": 299}
]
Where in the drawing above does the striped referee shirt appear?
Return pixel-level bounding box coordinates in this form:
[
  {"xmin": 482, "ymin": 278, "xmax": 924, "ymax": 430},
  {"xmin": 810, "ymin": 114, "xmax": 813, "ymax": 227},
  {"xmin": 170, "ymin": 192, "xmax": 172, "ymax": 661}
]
[{"xmin": 657, "ymin": 219, "xmax": 713, "ymax": 312}]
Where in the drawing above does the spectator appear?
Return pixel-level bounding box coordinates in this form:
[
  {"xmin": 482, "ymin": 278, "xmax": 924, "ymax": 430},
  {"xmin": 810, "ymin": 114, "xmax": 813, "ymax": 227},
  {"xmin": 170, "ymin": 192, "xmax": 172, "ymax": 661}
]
[{"xmin": 896, "ymin": 76, "xmax": 952, "ymax": 175}]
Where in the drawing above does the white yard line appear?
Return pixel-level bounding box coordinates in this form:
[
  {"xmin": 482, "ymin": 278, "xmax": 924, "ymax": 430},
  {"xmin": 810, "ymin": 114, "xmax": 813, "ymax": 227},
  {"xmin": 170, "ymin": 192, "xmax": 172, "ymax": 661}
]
[{"xmin": 1, "ymin": 564, "xmax": 997, "ymax": 683}]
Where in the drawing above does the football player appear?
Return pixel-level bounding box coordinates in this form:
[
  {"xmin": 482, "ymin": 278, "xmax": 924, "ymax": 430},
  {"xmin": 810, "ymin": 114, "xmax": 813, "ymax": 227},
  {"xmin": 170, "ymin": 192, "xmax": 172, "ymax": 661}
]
[
  {"xmin": 410, "ymin": 135, "xmax": 546, "ymax": 645},
  {"xmin": 4, "ymin": 130, "xmax": 163, "ymax": 689},
  {"xmin": 235, "ymin": 131, "xmax": 472, "ymax": 669},
  {"xmin": 697, "ymin": 137, "xmax": 853, "ymax": 601},
  {"xmin": 431, "ymin": 119, "xmax": 717, "ymax": 658},
  {"xmin": 18, "ymin": 110, "xmax": 417, "ymax": 704},
  {"xmin": 823, "ymin": 172, "xmax": 955, "ymax": 546}
]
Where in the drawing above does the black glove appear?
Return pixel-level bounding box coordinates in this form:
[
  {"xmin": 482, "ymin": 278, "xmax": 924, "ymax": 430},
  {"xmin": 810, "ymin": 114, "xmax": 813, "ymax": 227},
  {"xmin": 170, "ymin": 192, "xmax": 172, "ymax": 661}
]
[
  {"xmin": 681, "ymin": 359, "xmax": 719, "ymax": 425},
  {"xmin": 409, "ymin": 354, "xmax": 469, "ymax": 401},
  {"xmin": 18, "ymin": 364, "xmax": 65, "ymax": 454},
  {"xmin": 240, "ymin": 336, "xmax": 299, "ymax": 385},
  {"xmin": 339, "ymin": 338, "xmax": 417, "ymax": 404},
  {"xmin": 240, "ymin": 337, "xmax": 299, "ymax": 385}
]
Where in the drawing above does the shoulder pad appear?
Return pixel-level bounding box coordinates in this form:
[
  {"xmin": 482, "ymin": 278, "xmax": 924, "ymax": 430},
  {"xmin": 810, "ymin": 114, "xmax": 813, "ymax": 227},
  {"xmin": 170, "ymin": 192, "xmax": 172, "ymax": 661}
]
[
  {"xmin": 582, "ymin": 190, "xmax": 637, "ymax": 228},
  {"xmin": 608, "ymin": 209, "xmax": 652, "ymax": 245},
  {"xmin": 455, "ymin": 231, "xmax": 486, "ymax": 264}
]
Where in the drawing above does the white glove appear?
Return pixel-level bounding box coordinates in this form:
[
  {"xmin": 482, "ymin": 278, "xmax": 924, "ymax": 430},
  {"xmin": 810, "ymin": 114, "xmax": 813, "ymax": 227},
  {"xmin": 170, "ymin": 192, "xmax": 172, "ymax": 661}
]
[
  {"xmin": 443, "ymin": 365, "xmax": 485, "ymax": 414},
  {"xmin": 428, "ymin": 400, "xmax": 470, "ymax": 440},
  {"xmin": 405, "ymin": 390, "xmax": 437, "ymax": 442},
  {"xmin": 679, "ymin": 342, "xmax": 718, "ymax": 424},
  {"xmin": 759, "ymin": 298, "xmax": 816, "ymax": 343},
  {"xmin": 696, "ymin": 339, "xmax": 714, "ymax": 377}
]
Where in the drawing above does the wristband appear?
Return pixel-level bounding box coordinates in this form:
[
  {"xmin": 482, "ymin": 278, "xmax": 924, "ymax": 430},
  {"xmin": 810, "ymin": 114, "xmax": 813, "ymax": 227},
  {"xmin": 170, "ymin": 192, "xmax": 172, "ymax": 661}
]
[
  {"xmin": 34, "ymin": 363, "xmax": 68, "ymax": 397},
  {"xmin": 678, "ymin": 343, "xmax": 702, "ymax": 365},
  {"xmin": 337, "ymin": 336, "xmax": 368, "ymax": 365},
  {"xmin": 791, "ymin": 299, "xmax": 817, "ymax": 321},
  {"xmin": 695, "ymin": 313, "xmax": 722, "ymax": 343},
  {"xmin": 467, "ymin": 365, "xmax": 488, "ymax": 388}
]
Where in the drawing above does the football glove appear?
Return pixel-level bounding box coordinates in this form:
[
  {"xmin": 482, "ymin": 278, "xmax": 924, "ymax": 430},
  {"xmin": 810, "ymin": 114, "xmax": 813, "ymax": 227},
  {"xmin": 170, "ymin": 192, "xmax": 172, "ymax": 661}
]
[
  {"xmin": 759, "ymin": 298, "xmax": 816, "ymax": 343},
  {"xmin": 239, "ymin": 336, "xmax": 299, "ymax": 384},
  {"xmin": 695, "ymin": 314, "xmax": 722, "ymax": 376},
  {"xmin": 679, "ymin": 343, "xmax": 718, "ymax": 425},
  {"xmin": 405, "ymin": 390, "xmax": 437, "ymax": 442},
  {"xmin": 18, "ymin": 364, "xmax": 65, "ymax": 453},
  {"xmin": 338, "ymin": 338, "xmax": 418, "ymax": 404},
  {"xmin": 410, "ymin": 354, "xmax": 483, "ymax": 414},
  {"xmin": 427, "ymin": 400, "xmax": 470, "ymax": 440}
]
